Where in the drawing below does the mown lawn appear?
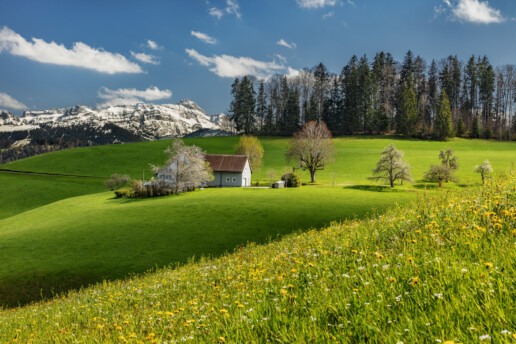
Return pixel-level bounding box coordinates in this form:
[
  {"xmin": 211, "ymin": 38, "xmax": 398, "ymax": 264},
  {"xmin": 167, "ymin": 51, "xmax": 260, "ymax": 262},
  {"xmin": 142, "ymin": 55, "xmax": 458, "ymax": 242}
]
[{"xmin": 0, "ymin": 186, "xmax": 416, "ymax": 307}]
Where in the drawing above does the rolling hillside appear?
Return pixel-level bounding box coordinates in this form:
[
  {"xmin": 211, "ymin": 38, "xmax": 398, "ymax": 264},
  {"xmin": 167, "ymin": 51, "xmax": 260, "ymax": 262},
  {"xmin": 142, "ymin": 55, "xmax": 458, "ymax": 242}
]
[
  {"xmin": 0, "ymin": 136, "xmax": 514, "ymax": 307},
  {"xmin": 0, "ymin": 172, "xmax": 513, "ymax": 343}
]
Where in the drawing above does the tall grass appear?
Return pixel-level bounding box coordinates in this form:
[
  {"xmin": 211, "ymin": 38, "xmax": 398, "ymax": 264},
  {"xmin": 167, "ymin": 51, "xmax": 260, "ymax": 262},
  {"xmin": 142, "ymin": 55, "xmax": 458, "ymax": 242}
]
[{"xmin": 0, "ymin": 173, "xmax": 514, "ymax": 343}]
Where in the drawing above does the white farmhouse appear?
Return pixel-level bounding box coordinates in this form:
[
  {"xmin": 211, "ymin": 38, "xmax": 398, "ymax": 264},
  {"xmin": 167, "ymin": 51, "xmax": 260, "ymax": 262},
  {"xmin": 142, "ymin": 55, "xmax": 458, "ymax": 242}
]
[
  {"xmin": 204, "ymin": 154, "xmax": 252, "ymax": 187},
  {"xmin": 156, "ymin": 154, "xmax": 252, "ymax": 187}
]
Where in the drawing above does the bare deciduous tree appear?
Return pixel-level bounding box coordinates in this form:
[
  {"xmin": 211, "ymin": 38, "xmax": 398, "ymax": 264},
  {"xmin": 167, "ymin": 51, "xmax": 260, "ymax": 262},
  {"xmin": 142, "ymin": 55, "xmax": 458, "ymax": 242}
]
[
  {"xmin": 369, "ymin": 144, "xmax": 413, "ymax": 187},
  {"xmin": 425, "ymin": 164, "xmax": 457, "ymax": 187},
  {"xmin": 286, "ymin": 121, "xmax": 336, "ymax": 183},
  {"xmin": 152, "ymin": 140, "xmax": 213, "ymax": 194}
]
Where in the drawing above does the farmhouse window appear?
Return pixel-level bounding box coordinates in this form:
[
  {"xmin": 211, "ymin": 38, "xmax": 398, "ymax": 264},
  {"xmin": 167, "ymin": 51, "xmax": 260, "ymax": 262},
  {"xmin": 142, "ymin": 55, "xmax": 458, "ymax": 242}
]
[
  {"xmin": 226, "ymin": 177, "xmax": 230, "ymax": 182},
  {"xmin": 232, "ymin": 177, "xmax": 236, "ymax": 182}
]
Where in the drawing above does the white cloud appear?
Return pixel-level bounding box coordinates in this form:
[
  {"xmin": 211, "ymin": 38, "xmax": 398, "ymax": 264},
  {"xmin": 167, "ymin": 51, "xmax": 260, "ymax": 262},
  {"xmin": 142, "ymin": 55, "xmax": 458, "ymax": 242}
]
[
  {"xmin": 441, "ymin": 0, "xmax": 505, "ymax": 24},
  {"xmin": 277, "ymin": 39, "xmax": 296, "ymax": 49},
  {"xmin": 191, "ymin": 31, "xmax": 217, "ymax": 44},
  {"xmin": 0, "ymin": 92, "xmax": 27, "ymax": 110},
  {"xmin": 130, "ymin": 51, "xmax": 160, "ymax": 65},
  {"xmin": 209, "ymin": 7, "xmax": 224, "ymax": 19},
  {"xmin": 225, "ymin": 0, "xmax": 241, "ymax": 18},
  {"xmin": 296, "ymin": 0, "xmax": 337, "ymax": 9},
  {"xmin": 0, "ymin": 26, "xmax": 142, "ymax": 74},
  {"xmin": 209, "ymin": 0, "xmax": 241, "ymax": 19},
  {"xmin": 97, "ymin": 86, "xmax": 172, "ymax": 108},
  {"xmin": 146, "ymin": 40, "xmax": 162, "ymax": 50},
  {"xmin": 322, "ymin": 11, "xmax": 335, "ymax": 19},
  {"xmin": 186, "ymin": 48, "xmax": 287, "ymax": 79}
]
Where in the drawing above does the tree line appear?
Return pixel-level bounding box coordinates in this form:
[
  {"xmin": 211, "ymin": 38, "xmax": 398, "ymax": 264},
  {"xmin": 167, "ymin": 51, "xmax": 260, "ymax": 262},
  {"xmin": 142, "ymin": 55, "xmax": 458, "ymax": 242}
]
[{"xmin": 229, "ymin": 51, "xmax": 516, "ymax": 140}]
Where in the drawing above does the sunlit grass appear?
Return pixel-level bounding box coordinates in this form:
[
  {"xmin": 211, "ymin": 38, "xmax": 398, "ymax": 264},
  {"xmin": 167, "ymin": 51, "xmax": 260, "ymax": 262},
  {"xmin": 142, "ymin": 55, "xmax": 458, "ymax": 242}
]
[{"xmin": 0, "ymin": 172, "xmax": 514, "ymax": 343}]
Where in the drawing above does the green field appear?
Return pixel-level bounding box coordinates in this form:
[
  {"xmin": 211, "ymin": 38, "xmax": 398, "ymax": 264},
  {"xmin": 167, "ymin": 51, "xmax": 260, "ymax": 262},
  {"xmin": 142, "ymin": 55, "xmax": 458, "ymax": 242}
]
[
  {"xmin": 0, "ymin": 170, "xmax": 513, "ymax": 343},
  {"xmin": 0, "ymin": 136, "xmax": 514, "ymax": 307},
  {"xmin": 4, "ymin": 136, "xmax": 515, "ymax": 183},
  {"xmin": 0, "ymin": 186, "xmax": 415, "ymax": 307}
]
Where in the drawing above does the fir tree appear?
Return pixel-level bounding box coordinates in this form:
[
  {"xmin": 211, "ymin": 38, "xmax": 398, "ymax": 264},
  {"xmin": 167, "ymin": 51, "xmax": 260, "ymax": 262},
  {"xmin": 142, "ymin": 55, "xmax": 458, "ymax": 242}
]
[
  {"xmin": 256, "ymin": 82, "xmax": 267, "ymax": 131},
  {"xmin": 396, "ymin": 84, "xmax": 418, "ymax": 136},
  {"xmin": 433, "ymin": 89, "xmax": 454, "ymax": 141},
  {"xmin": 471, "ymin": 115, "xmax": 481, "ymax": 138},
  {"xmin": 456, "ymin": 117, "xmax": 465, "ymax": 137}
]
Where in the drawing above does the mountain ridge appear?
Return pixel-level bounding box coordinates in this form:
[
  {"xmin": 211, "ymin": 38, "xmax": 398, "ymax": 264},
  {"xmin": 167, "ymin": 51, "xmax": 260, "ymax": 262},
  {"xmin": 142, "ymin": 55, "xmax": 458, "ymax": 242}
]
[{"xmin": 0, "ymin": 100, "xmax": 236, "ymax": 146}]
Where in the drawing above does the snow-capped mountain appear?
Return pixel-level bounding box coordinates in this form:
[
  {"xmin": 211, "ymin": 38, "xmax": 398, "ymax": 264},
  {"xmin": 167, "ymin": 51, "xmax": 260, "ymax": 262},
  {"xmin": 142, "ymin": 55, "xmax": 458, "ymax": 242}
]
[{"xmin": 0, "ymin": 100, "xmax": 236, "ymax": 145}]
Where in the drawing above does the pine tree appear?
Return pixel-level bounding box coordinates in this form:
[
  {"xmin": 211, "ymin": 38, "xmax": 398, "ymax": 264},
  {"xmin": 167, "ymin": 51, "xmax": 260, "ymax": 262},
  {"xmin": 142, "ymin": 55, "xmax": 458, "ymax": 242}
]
[
  {"xmin": 229, "ymin": 76, "xmax": 256, "ymax": 134},
  {"xmin": 342, "ymin": 55, "xmax": 360, "ymax": 134},
  {"xmin": 471, "ymin": 115, "xmax": 481, "ymax": 138},
  {"xmin": 427, "ymin": 60, "xmax": 439, "ymax": 127},
  {"xmin": 283, "ymin": 88, "xmax": 301, "ymax": 134},
  {"xmin": 433, "ymin": 89, "xmax": 454, "ymax": 141},
  {"xmin": 456, "ymin": 117, "xmax": 465, "ymax": 137},
  {"xmin": 256, "ymin": 82, "xmax": 267, "ymax": 131},
  {"xmin": 323, "ymin": 77, "xmax": 342, "ymax": 133},
  {"xmin": 396, "ymin": 84, "xmax": 418, "ymax": 136},
  {"xmin": 358, "ymin": 55, "xmax": 374, "ymax": 133},
  {"xmin": 313, "ymin": 63, "xmax": 329, "ymax": 122}
]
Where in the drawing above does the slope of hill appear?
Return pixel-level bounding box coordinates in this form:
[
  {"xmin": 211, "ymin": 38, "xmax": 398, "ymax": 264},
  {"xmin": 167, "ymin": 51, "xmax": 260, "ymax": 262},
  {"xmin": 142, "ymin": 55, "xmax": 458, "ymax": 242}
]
[
  {"xmin": 0, "ymin": 186, "xmax": 416, "ymax": 307},
  {"xmin": 0, "ymin": 173, "xmax": 513, "ymax": 343},
  {"xmin": 4, "ymin": 136, "xmax": 515, "ymax": 183}
]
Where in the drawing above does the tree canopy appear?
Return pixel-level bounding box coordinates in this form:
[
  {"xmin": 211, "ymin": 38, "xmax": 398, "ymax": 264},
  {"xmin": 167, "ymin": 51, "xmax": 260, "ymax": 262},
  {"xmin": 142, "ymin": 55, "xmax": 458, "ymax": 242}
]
[{"xmin": 286, "ymin": 121, "xmax": 336, "ymax": 183}]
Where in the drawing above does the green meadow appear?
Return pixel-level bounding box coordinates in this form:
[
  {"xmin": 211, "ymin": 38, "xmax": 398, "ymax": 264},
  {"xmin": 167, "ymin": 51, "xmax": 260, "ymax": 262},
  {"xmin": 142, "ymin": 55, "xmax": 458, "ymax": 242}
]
[
  {"xmin": 0, "ymin": 170, "xmax": 514, "ymax": 343},
  {"xmin": 0, "ymin": 136, "xmax": 514, "ymax": 307}
]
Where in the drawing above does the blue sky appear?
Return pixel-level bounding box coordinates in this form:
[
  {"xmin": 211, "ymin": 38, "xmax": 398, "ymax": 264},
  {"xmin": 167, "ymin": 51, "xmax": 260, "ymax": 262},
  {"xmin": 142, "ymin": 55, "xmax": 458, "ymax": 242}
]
[{"xmin": 0, "ymin": 0, "xmax": 515, "ymax": 115}]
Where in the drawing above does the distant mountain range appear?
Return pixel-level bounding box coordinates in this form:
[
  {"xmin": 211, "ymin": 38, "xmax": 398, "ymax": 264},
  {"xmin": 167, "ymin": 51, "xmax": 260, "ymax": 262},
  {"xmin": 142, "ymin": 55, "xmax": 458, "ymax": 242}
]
[{"xmin": 0, "ymin": 100, "xmax": 236, "ymax": 147}]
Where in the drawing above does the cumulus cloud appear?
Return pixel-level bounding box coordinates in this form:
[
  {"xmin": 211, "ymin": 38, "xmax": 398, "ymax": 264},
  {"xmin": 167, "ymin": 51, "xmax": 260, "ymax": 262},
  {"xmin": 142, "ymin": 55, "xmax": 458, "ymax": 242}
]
[
  {"xmin": 296, "ymin": 0, "xmax": 337, "ymax": 9},
  {"xmin": 146, "ymin": 40, "xmax": 162, "ymax": 50},
  {"xmin": 185, "ymin": 48, "xmax": 287, "ymax": 79},
  {"xmin": 0, "ymin": 26, "xmax": 142, "ymax": 74},
  {"xmin": 441, "ymin": 0, "xmax": 505, "ymax": 24},
  {"xmin": 97, "ymin": 86, "xmax": 172, "ymax": 108},
  {"xmin": 209, "ymin": 0, "xmax": 241, "ymax": 19},
  {"xmin": 130, "ymin": 51, "xmax": 160, "ymax": 65},
  {"xmin": 277, "ymin": 39, "xmax": 296, "ymax": 49},
  {"xmin": 191, "ymin": 31, "xmax": 217, "ymax": 44},
  {"xmin": 0, "ymin": 92, "xmax": 27, "ymax": 110}
]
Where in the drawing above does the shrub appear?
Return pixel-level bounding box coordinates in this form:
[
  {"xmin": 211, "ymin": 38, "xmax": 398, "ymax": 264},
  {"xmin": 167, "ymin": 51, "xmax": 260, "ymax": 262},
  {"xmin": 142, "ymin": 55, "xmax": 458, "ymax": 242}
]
[
  {"xmin": 114, "ymin": 189, "xmax": 134, "ymax": 198},
  {"xmin": 281, "ymin": 172, "xmax": 302, "ymax": 187},
  {"xmin": 104, "ymin": 173, "xmax": 131, "ymax": 190}
]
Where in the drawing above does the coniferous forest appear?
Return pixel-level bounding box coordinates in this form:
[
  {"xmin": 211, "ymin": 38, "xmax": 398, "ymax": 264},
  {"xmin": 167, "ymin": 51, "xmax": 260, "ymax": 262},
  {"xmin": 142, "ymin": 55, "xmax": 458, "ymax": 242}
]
[{"xmin": 229, "ymin": 51, "xmax": 516, "ymax": 140}]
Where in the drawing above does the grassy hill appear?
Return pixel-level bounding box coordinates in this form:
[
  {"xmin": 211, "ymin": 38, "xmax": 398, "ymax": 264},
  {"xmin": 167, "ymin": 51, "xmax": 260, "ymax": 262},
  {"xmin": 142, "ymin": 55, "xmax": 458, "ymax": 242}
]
[
  {"xmin": 4, "ymin": 136, "xmax": 515, "ymax": 184},
  {"xmin": 0, "ymin": 172, "xmax": 513, "ymax": 343},
  {"xmin": 0, "ymin": 136, "xmax": 514, "ymax": 307},
  {"xmin": 0, "ymin": 186, "xmax": 415, "ymax": 307}
]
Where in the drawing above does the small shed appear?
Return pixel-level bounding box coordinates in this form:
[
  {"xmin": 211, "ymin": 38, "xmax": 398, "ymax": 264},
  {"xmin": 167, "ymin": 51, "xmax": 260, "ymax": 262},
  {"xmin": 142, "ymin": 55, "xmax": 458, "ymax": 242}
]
[{"xmin": 204, "ymin": 154, "xmax": 252, "ymax": 187}]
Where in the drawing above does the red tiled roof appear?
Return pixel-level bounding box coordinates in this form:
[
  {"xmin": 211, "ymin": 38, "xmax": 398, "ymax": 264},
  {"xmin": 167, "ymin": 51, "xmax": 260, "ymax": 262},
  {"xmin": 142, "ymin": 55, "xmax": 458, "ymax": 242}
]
[{"xmin": 204, "ymin": 154, "xmax": 249, "ymax": 173}]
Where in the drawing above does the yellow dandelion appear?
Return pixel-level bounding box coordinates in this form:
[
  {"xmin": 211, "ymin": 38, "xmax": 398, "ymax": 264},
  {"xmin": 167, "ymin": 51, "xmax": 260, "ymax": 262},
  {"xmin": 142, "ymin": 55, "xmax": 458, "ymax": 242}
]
[
  {"xmin": 407, "ymin": 257, "xmax": 414, "ymax": 263},
  {"xmin": 220, "ymin": 309, "xmax": 228, "ymax": 314},
  {"xmin": 484, "ymin": 262, "xmax": 493, "ymax": 269},
  {"xmin": 218, "ymin": 337, "xmax": 226, "ymax": 343},
  {"xmin": 409, "ymin": 276, "xmax": 419, "ymax": 286}
]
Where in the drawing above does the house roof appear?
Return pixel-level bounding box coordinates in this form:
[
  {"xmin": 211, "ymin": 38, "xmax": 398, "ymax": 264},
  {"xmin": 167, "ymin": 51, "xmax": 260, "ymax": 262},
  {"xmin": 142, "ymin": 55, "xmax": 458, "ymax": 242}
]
[{"xmin": 204, "ymin": 154, "xmax": 250, "ymax": 173}]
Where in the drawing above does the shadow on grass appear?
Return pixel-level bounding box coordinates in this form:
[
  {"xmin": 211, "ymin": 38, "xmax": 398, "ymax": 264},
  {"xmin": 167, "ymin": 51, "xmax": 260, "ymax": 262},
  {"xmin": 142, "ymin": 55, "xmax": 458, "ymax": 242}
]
[{"xmin": 343, "ymin": 185, "xmax": 407, "ymax": 192}]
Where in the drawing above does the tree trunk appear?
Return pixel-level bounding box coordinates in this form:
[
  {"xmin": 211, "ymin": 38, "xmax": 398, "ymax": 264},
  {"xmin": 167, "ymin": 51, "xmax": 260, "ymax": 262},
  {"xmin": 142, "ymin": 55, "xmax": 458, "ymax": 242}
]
[{"xmin": 310, "ymin": 169, "xmax": 316, "ymax": 183}]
